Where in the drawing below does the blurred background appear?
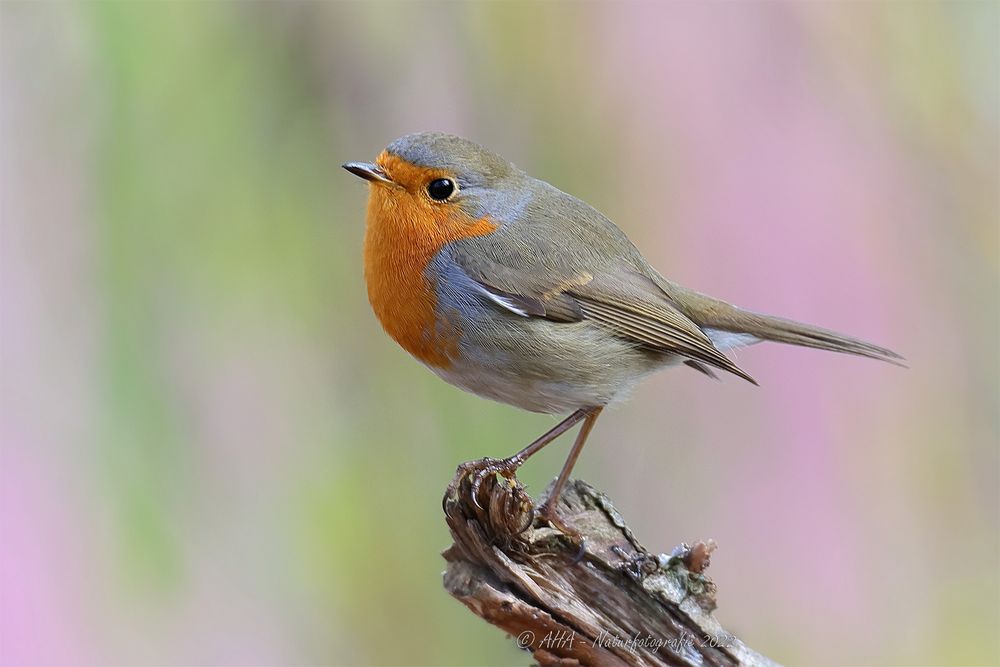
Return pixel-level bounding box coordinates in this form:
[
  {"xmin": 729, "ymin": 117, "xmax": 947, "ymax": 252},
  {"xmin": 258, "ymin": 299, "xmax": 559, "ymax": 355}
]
[{"xmin": 2, "ymin": 2, "xmax": 997, "ymax": 666}]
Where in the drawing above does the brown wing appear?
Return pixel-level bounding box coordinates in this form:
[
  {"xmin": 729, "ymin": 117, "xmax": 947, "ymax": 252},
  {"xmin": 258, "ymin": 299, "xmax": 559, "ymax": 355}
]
[
  {"xmin": 564, "ymin": 271, "xmax": 757, "ymax": 384},
  {"xmin": 454, "ymin": 244, "xmax": 756, "ymax": 384}
]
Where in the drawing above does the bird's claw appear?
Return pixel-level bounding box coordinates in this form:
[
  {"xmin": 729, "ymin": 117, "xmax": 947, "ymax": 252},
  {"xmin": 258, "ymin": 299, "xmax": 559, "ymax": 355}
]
[
  {"xmin": 454, "ymin": 456, "xmax": 523, "ymax": 510},
  {"xmin": 536, "ymin": 500, "xmax": 586, "ymax": 560}
]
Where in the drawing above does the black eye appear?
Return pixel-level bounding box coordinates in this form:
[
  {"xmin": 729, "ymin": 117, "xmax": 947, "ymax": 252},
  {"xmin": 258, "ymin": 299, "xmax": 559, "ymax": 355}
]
[{"xmin": 427, "ymin": 178, "xmax": 455, "ymax": 201}]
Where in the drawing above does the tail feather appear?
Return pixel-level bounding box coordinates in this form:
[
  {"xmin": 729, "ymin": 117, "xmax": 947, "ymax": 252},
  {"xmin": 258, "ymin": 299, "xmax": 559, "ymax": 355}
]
[
  {"xmin": 711, "ymin": 310, "xmax": 905, "ymax": 366},
  {"xmin": 659, "ymin": 278, "xmax": 905, "ymax": 366}
]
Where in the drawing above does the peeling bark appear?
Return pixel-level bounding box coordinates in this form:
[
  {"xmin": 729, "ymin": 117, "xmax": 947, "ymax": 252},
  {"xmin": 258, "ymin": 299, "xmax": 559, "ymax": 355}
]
[{"xmin": 442, "ymin": 470, "xmax": 780, "ymax": 667}]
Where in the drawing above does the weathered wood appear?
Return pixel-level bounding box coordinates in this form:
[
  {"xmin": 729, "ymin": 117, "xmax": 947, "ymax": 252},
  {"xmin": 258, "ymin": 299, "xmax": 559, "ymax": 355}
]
[{"xmin": 442, "ymin": 468, "xmax": 780, "ymax": 667}]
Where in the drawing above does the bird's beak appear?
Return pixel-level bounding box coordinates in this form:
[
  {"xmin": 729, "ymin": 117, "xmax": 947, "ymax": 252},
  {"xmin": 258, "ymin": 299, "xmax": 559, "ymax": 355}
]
[{"xmin": 342, "ymin": 161, "xmax": 392, "ymax": 184}]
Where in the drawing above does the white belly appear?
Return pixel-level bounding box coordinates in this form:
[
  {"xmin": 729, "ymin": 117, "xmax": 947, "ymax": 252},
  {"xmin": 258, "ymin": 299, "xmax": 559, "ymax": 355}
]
[{"xmin": 429, "ymin": 345, "xmax": 679, "ymax": 414}]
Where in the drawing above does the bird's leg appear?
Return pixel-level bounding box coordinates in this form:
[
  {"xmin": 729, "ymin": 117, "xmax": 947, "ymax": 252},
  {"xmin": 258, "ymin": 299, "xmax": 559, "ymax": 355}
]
[
  {"xmin": 454, "ymin": 408, "xmax": 589, "ymax": 509},
  {"xmin": 536, "ymin": 406, "xmax": 604, "ymax": 539}
]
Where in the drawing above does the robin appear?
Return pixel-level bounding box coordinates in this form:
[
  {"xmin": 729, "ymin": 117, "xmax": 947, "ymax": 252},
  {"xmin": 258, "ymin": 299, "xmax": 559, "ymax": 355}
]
[{"xmin": 344, "ymin": 132, "xmax": 901, "ymax": 532}]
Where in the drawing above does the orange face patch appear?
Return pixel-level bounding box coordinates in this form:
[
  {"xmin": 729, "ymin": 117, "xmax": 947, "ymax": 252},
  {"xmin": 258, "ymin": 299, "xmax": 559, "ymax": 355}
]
[{"xmin": 362, "ymin": 152, "xmax": 496, "ymax": 368}]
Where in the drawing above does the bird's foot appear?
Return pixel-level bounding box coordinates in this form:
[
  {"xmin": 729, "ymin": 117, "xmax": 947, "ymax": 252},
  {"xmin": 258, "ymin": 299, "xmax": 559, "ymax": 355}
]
[
  {"xmin": 536, "ymin": 500, "xmax": 586, "ymax": 562},
  {"xmin": 450, "ymin": 456, "xmax": 524, "ymax": 510}
]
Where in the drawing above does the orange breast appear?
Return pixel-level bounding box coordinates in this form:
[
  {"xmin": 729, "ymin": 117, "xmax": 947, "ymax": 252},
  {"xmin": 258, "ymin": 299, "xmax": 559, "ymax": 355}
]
[{"xmin": 362, "ymin": 154, "xmax": 496, "ymax": 368}]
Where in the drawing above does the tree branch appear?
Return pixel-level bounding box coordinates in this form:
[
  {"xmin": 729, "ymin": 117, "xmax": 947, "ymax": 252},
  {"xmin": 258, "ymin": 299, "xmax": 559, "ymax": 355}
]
[{"xmin": 442, "ymin": 469, "xmax": 780, "ymax": 666}]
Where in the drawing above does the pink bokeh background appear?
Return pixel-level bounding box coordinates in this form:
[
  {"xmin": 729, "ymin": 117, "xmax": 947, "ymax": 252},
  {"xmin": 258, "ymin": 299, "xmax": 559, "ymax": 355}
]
[{"xmin": 2, "ymin": 2, "xmax": 997, "ymax": 666}]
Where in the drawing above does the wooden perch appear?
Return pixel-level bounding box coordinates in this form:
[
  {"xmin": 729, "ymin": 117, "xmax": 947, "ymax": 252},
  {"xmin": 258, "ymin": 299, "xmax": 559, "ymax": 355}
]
[{"xmin": 442, "ymin": 468, "xmax": 780, "ymax": 667}]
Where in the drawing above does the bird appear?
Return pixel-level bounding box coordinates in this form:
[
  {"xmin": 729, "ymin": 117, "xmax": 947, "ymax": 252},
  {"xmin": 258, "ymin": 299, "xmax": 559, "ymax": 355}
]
[{"xmin": 344, "ymin": 132, "xmax": 902, "ymax": 534}]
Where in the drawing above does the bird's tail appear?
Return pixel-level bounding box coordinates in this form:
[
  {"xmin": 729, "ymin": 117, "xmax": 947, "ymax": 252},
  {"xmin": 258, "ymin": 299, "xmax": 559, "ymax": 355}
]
[{"xmin": 660, "ymin": 280, "xmax": 905, "ymax": 366}]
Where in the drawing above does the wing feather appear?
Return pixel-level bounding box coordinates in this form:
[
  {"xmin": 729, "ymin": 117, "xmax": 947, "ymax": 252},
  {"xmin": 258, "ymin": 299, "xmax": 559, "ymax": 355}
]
[
  {"xmin": 571, "ymin": 292, "xmax": 757, "ymax": 384},
  {"xmin": 451, "ymin": 245, "xmax": 755, "ymax": 384},
  {"xmin": 443, "ymin": 183, "xmax": 756, "ymax": 384}
]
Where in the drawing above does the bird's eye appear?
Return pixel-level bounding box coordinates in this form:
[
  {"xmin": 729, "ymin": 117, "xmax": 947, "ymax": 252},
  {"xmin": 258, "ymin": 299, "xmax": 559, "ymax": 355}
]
[{"xmin": 427, "ymin": 178, "xmax": 455, "ymax": 201}]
